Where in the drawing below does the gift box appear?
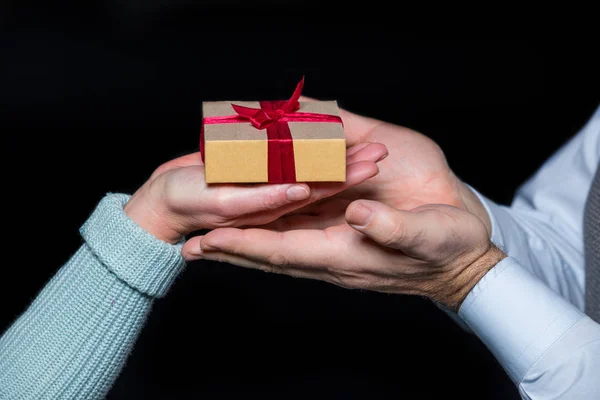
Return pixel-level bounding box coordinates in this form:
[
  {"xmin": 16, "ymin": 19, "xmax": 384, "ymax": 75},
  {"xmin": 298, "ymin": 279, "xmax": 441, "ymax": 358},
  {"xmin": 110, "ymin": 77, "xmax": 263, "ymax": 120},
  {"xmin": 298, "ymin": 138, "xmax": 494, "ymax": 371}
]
[{"xmin": 200, "ymin": 78, "xmax": 346, "ymax": 183}]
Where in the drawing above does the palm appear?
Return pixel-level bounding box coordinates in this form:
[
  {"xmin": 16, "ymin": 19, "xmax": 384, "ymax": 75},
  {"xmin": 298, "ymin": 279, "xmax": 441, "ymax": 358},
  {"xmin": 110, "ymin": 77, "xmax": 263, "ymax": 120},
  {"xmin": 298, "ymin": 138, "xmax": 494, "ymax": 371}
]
[
  {"xmin": 159, "ymin": 165, "xmax": 237, "ymax": 214},
  {"xmin": 340, "ymin": 122, "xmax": 465, "ymax": 210},
  {"xmin": 138, "ymin": 139, "xmax": 386, "ymax": 236},
  {"xmin": 276, "ymin": 109, "xmax": 466, "ymax": 230}
]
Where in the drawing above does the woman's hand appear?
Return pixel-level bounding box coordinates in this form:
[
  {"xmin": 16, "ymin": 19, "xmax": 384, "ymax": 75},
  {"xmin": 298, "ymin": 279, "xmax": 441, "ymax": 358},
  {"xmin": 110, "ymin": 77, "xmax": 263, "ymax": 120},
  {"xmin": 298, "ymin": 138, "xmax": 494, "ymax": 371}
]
[{"xmin": 123, "ymin": 142, "xmax": 387, "ymax": 244}]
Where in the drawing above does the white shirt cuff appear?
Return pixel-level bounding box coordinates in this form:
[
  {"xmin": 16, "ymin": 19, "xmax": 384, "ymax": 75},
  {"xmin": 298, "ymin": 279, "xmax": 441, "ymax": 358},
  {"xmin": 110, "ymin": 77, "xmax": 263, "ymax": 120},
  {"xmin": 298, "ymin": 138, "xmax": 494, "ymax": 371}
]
[
  {"xmin": 458, "ymin": 256, "xmax": 584, "ymax": 384},
  {"xmin": 465, "ymin": 184, "xmax": 508, "ymax": 250}
]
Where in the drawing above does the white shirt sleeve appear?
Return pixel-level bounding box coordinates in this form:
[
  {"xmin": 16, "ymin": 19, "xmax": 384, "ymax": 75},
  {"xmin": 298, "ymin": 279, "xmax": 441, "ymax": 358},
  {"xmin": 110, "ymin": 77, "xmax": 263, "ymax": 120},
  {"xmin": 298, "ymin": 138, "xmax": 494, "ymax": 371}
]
[
  {"xmin": 456, "ymin": 105, "xmax": 600, "ymax": 398},
  {"xmin": 459, "ymin": 256, "xmax": 600, "ymax": 398},
  {"xmin": 472, "ymin": 104, "xmax": 600, "ymax": 309}
]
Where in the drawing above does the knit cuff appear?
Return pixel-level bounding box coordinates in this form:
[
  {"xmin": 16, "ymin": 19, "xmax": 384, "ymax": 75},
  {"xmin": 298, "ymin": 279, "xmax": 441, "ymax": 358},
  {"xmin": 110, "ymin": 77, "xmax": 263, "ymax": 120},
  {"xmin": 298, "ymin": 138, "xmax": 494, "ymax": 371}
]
[{"xmin": 80, "ymin": 193, "xmax": 185, "ymax": 298}]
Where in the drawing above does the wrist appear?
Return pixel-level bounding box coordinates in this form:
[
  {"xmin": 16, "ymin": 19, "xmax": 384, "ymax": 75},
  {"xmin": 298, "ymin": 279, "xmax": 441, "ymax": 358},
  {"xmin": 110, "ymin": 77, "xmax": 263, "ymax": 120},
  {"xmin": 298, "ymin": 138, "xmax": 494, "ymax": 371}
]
[
  {"xmin": 458, "ymin": 181, "xmax": 493, "ymax": 237},
  {"xmin": 124, "ymin": 183, "xmax": 186, "ymax": 244},
  {"xmin": 440, "ymin": 243, "xmax": 507, "ymax": 312}
]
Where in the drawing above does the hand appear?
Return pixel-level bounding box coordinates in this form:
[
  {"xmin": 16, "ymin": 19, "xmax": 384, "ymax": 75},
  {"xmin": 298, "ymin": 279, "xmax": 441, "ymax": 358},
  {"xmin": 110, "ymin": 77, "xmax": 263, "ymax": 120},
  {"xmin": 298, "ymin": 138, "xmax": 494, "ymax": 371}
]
[
  {"xmin": 182, "ymin": 106, "xmax": 503, "ymax": 311},
  {"xmin": 221, "ymin": 98, "xmax": 491, "ymax": 233},
  {"xmin": 124, "ymin": 142, "xmax": 388, "ymax": 244},
  {"xmin": 184, "ymin": 201, "xmax": 506, "ymax": 311}
]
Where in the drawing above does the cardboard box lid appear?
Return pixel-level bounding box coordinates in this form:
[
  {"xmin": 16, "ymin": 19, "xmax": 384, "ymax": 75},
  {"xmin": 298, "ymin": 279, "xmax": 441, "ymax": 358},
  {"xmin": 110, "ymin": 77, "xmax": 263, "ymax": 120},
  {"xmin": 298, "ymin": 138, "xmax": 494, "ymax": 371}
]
[{"xmin": 202, "ymin": 100, "xmax": 345, "ymax": 142}]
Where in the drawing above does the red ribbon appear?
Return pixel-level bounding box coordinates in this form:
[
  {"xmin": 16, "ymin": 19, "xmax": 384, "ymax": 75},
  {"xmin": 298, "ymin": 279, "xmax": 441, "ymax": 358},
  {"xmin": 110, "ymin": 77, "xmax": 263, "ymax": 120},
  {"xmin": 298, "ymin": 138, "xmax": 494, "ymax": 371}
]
[{"xmin": 200, "ymin": 77, "xmax": 343, "ymax": 183}]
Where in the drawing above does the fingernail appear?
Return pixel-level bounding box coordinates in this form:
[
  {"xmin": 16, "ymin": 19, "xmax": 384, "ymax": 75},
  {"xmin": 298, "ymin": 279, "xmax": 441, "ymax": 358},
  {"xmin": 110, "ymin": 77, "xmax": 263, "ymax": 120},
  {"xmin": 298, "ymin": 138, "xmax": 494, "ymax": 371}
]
[
  {"xmin": 286, "ymin": 185, "xmax": 309, "ymax": 201},
  {"xmin": 347, "ymin": 204, "xmax": 373, "ymax": 228},
  {"xmin": 201, "ymin": 243, "xmax": 219, "ymax": 252}
]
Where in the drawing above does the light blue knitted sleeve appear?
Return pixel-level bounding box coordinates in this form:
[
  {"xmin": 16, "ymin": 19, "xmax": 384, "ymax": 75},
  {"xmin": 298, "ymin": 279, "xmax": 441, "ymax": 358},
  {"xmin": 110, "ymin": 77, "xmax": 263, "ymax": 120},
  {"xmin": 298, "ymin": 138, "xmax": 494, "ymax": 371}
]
[{"xmin": 0, "ymin": 193, "xmax": 186, "ymax": 399}]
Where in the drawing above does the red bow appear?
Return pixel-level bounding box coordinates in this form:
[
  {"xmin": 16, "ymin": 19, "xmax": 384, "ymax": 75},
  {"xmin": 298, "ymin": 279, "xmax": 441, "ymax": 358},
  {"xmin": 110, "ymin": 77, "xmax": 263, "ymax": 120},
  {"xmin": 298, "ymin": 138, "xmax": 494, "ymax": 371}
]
[
  {"xmin": 230, "ymin": 76, "xmax": 304, "ymax": 129},
  {"xmin": 200, "ymin": 76, "xmax": 343, "ymax": 183}
]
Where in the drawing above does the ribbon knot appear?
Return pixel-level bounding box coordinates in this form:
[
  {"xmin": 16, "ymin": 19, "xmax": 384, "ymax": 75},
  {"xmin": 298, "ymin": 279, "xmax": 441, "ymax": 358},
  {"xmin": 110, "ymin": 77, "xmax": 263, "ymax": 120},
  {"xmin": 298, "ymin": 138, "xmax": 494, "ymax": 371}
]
[{"xmin": 231, "ymin": 76, "xmax": 304, "ymax": 129}]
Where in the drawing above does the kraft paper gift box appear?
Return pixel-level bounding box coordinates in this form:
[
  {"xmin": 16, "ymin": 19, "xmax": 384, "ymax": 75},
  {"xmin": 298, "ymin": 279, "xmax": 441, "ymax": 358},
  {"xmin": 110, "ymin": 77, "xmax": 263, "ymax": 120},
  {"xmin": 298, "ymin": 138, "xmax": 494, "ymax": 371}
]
[{"xmin": 199, "ymin": 78, "xmax": 346, "ymax": 184}]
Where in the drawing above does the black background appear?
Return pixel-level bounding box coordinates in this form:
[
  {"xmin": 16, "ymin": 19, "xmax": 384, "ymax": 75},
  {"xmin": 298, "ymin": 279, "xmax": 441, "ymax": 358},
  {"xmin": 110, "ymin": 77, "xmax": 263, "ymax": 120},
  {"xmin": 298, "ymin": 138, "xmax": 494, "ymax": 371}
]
[{"xmin": 1, "ymin": 2, "xmax": 599, "ymax": 399}]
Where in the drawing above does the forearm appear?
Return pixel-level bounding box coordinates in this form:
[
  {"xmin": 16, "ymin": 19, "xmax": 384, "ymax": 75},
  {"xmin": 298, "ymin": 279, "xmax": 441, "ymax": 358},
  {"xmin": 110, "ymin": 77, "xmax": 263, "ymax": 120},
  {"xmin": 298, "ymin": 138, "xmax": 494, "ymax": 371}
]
[
  {"xmin": 0, "ymin": 245, "xmax": 154, "ymax": 399},
  {"xmin": 0, "ymin": 194, "xmax": 185, "ymax": 399}
]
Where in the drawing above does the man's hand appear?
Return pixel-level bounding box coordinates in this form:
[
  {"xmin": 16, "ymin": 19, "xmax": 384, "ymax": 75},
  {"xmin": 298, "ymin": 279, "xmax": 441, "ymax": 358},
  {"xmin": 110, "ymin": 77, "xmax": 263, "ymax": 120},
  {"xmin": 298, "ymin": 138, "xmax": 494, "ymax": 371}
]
[
  {"xmin": 242, "ymin": 99, "xmax": 492, "ymax": 234},
  {"xmin": 124, "ymin": 141, "xmax": 387, "ymax": 244},
  {"xmin": 184, "ymin": 200, "xmax": 505, "ymax": 311},
  {"xmin": 182, "ymin": 105, "xmax": 503, "ymax": 310}
]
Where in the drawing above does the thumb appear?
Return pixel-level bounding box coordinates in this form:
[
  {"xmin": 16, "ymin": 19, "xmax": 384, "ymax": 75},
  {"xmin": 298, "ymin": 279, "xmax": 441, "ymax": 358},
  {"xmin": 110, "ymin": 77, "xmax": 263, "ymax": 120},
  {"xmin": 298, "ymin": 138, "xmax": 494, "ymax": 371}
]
[
  {"xmin": 345, "ymin": 200, "xmax": 443, "ymax": 254},
  {"xmin": 182, "ymin": 235, "xmax": 204, "ymax": 261}
]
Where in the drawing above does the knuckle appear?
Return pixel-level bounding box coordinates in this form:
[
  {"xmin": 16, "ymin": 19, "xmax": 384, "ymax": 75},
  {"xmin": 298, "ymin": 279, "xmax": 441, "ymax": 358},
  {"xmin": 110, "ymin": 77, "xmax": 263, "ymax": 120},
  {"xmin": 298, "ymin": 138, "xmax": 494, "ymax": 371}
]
[
  {"xmin": 211, "ymin": 253, "xmax": 229, "ymax": 264},
  {"xmin": 157, "ymin": 176, "xmax": 174, "ymax": 200},
  {"xmin": 151, "ymin": 164, "xmax": 168, "ymax": 179},
  {"xmin": 348, "ymin": 274, "xmax": 373, "ymax": 290},
  {"xmin": 266, "ymin": 251, "xmax": 289, "ymax": 267},
  {"xmin": 256, "ymin": 262, "xmax": 288, "ymax": 277},
  {"xmin": 262, "ymin": 190, "xmax": 281, "ymax": 211},
  {"xmin": 328, "ymin": 272, "xmax": 350, "ymax": 288},
  {"xmin": 210, "ymin": 217, "xmax": 233, "ymax": 228},
  {"xmin": 406, "ymin": 226, "xmax": 427, "ymax": 249},
  {"xmin": 156, "ymin": 178, "xmax": 180, "ymax": 213},
  {"xmin": 284, "ymin": 269, "xmax": 304, "ymax": 279},
  {"xmin": 328, "ymin": 268, "xmax": 369, "ymax": 290},
  {"xmin": 383, "ymin": 220, "xmax": 406, "ymax": 247},
  {"xmin": 212, "ymin": 194, "xmax": 234, "ymax": 218},
  {"xmin": 213, "ymin": 206, "xmax": 230, "ymax": 220},
  {"xmin": 256, "ymin": 263, "xmax": 275, "ymax": 274}
]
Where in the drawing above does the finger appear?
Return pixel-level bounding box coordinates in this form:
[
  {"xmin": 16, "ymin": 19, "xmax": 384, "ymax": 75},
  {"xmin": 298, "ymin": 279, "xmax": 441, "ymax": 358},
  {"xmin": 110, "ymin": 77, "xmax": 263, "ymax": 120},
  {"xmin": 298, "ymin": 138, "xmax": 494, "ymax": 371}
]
[
  {"xmin": 183, "ymin": 236, "xmax": 327, "ymax": 279},
  {"xmin": 338, "ymin": 109, "xmax": 385, "ymax": 147},
  {"xmin": 213, "ymin": 141, "xmax": 382, "ymax": 220},
  {"xmin": 150, "ymin": 152, "xmax": 204, "ymax": 179},
  {"xmin": 209, "ymin": 143, "xmax": 381, "ymax": 226},
  {"xmin": 345, "ymin": 200, "xmax": 445, "ymax": 254},
  {"xmin": 346, "ymin": 142, "xmax": 370, "ymax": 155},
  {"xmin": 299, "ymin": 95, "xmax": 384, "ymax": 147},
  {"xmin": 184, "ymin": 236, "xmax": 281, "ymax": 269},
  {"xmin": 300, "ymin": 159, "xmax": 379, "ymax": 202},
  {"xmin": 258, "ymin": 197, "xmax": 352, "ymax": 229},
  {"xmin": 198, "ymin": 227, "xmax": 341, "ymax": 270},
  {"xmin": 167, "ymin": 151, "xmax": 204, "ymax": 166},
  {"xmin": 213, "ymin": 181, "xmax": 312, "ymax": 217},
  {"xmin": 286, "ymin": 196, "xmax": 352, "ymax": 217},
  {"xmin": 236, "ymin": 160, "xmax": 378, "ymax": 226},
  {"xmin": 182, "ymin": 235, "xmax": 206, "ymax": 261},
  {"xmin": 259, "ymin": 213, "xmax": 347, "ymax": 231},
  {"xmin": 269, "ymin": 195, "xmax": 350, "ymax": 219},
  {"xmin": 186, "ymin": 251, "xmax": 334, "ymax": 286},
  {"xmin": 264, "ymin": 141, "xmax": 382, "ymax": 219},
  {"xmin": 346, "ymin": 142, "xmax": 387, "ymax": 163}
]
